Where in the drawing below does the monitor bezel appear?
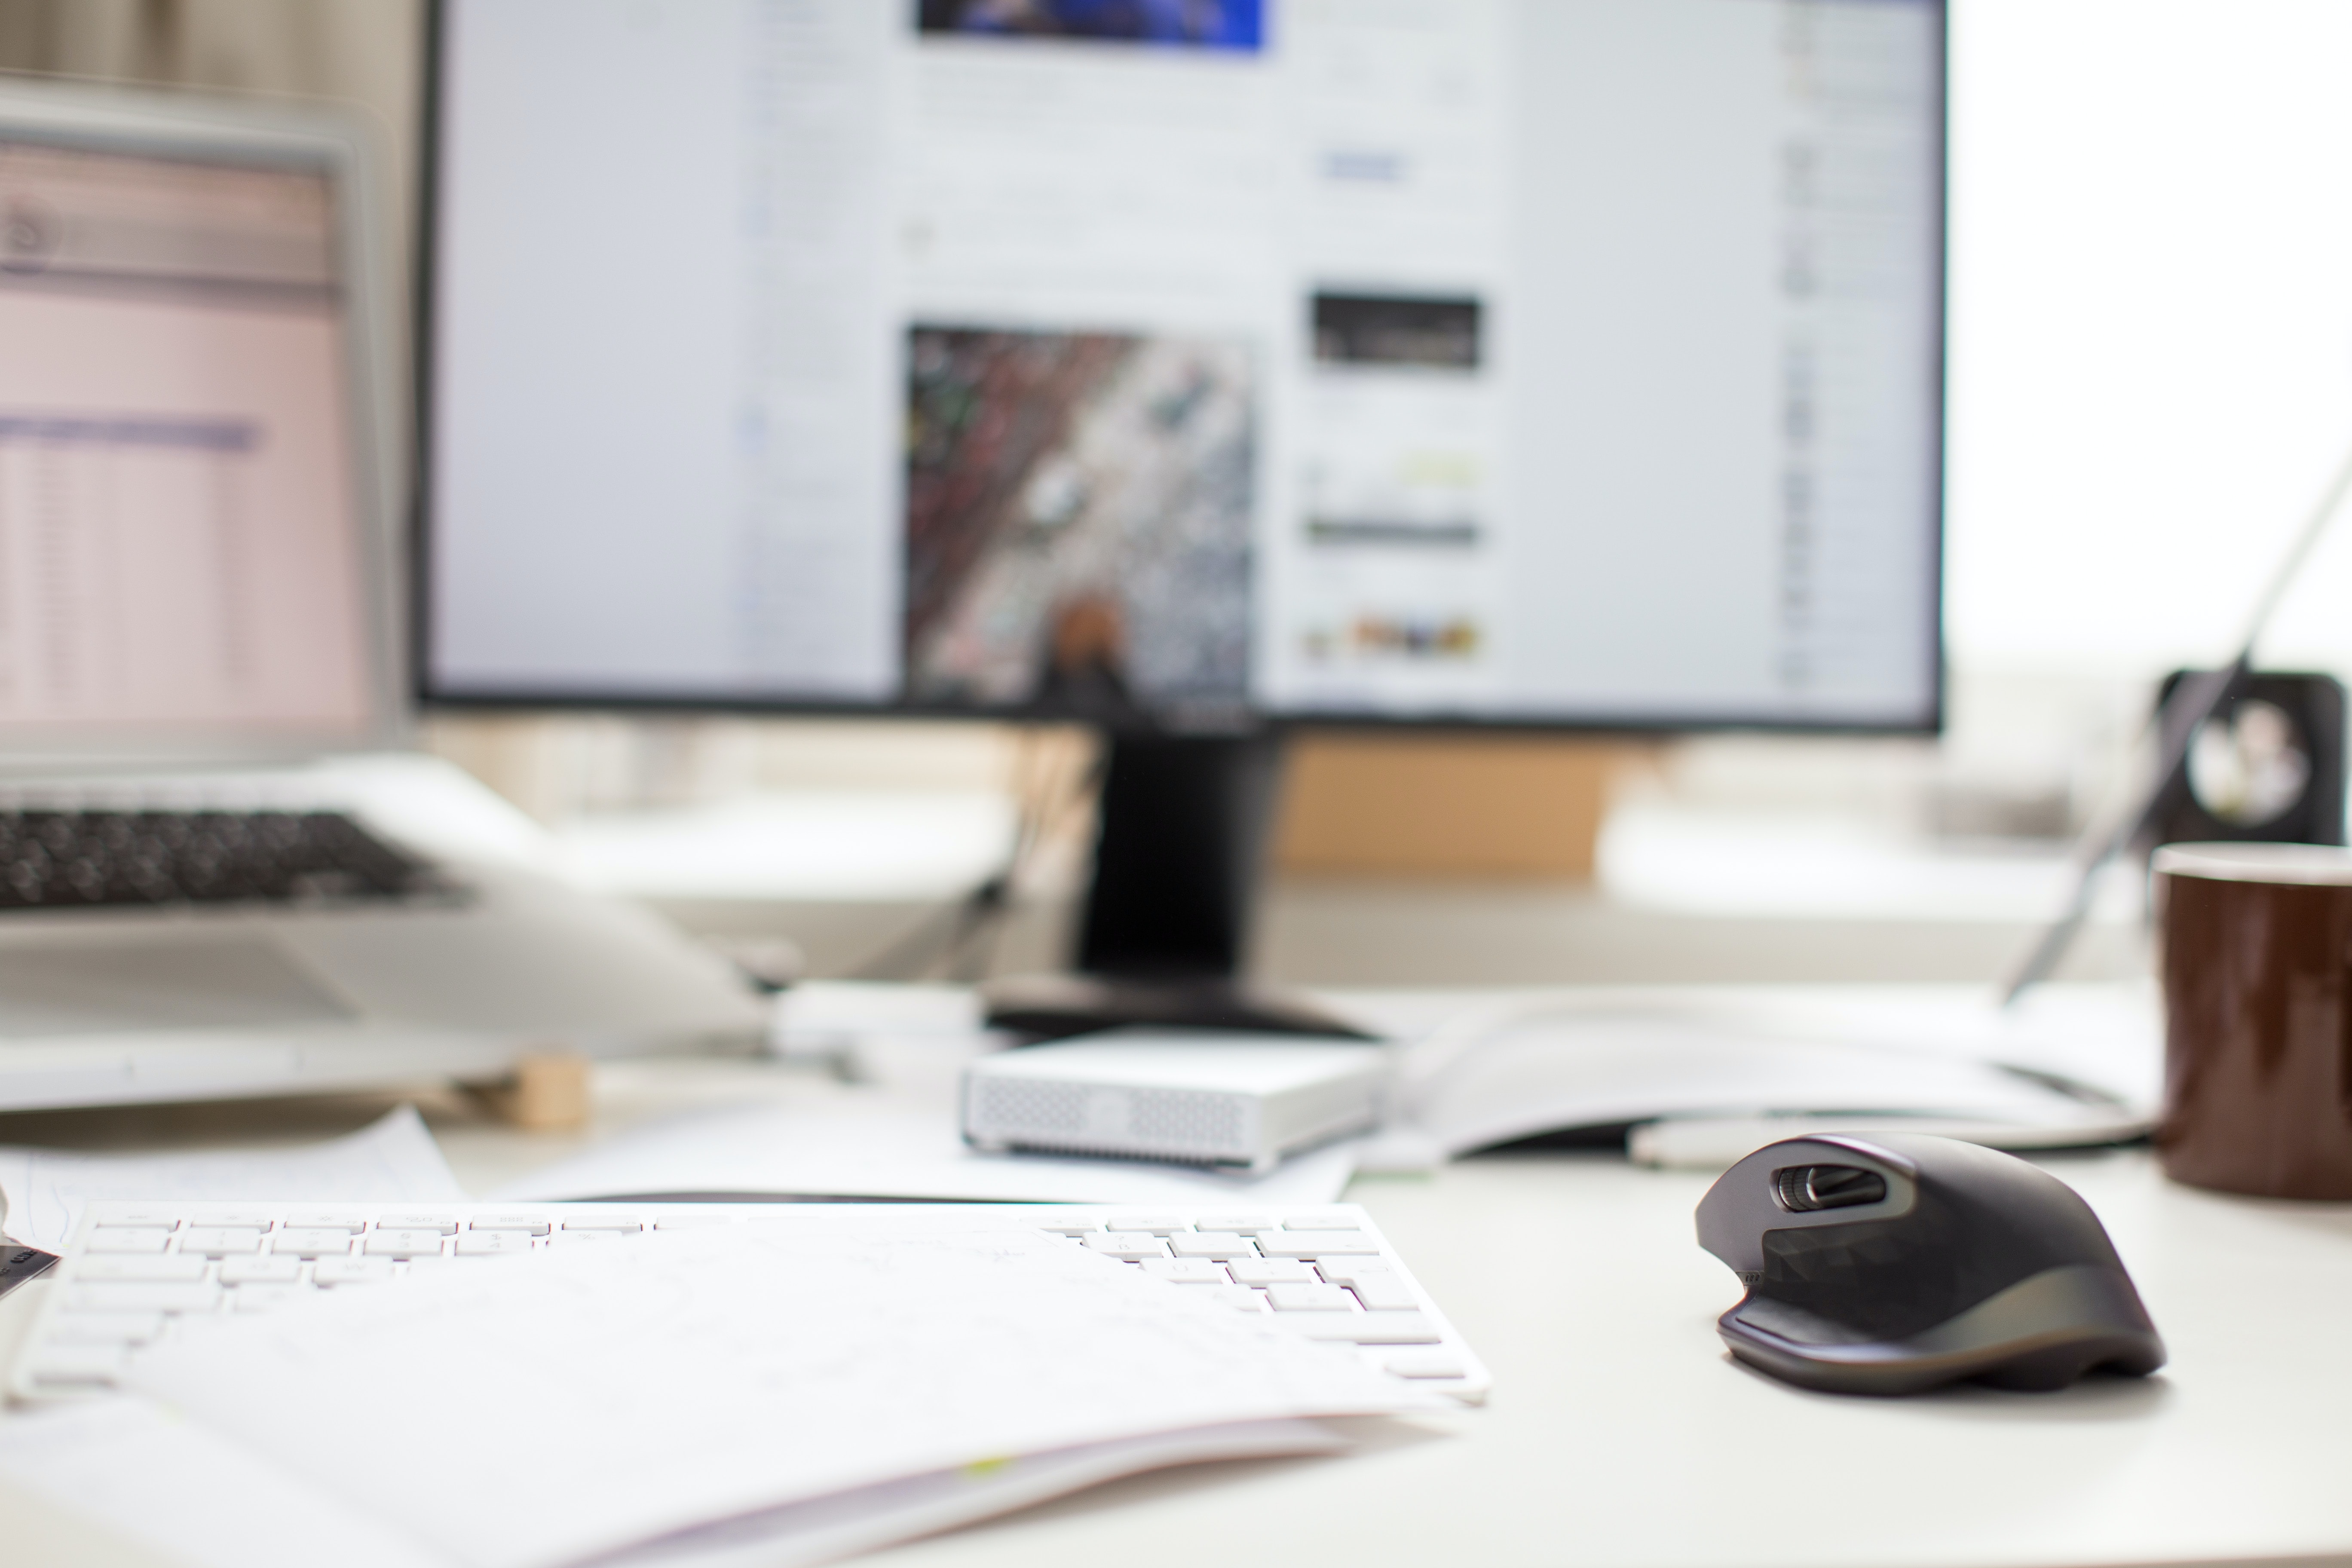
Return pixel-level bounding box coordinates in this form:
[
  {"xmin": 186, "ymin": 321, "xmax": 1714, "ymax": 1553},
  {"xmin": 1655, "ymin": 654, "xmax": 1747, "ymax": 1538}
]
[{"xmin": 411, "ymin": 0, "xmax": 1946, "ymax": 741}]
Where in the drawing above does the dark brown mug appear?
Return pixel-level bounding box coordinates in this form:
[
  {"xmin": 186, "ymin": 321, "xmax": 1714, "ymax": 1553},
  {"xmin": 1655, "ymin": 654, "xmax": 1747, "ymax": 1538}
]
[{"xmin": 2156, "ymin": 842, "xmax": 2352, "ymax": 1199}]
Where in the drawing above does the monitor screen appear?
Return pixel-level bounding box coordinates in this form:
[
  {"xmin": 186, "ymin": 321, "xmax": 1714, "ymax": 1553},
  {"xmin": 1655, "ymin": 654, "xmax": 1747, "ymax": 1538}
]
[
  {"xmin": 423, "ymin": 0, "xmax": 1943, "ymax": 731},
  {"xmin": 0, "ymin": 129, "xmax": 379, "ymax": 745}
]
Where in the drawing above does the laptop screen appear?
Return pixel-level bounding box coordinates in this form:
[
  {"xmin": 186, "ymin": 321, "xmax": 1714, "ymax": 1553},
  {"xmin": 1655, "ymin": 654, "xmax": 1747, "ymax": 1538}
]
[{"xmin": 0, "ymin": 132, "xmax": 377, "ymax": 747}]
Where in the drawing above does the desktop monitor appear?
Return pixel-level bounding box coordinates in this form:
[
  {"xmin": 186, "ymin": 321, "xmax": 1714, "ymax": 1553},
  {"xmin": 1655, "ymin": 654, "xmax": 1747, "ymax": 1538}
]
[{"xmin": 418, "ymin": 0, "xmax": 1946, "ymax": 1018}]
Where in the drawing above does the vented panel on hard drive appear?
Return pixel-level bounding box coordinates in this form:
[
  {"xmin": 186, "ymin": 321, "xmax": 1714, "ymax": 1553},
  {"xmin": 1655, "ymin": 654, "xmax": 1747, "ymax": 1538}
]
[
  {"xmin": 969, "ymin": 1075, "xmax": 1253, "ymax": 1165},
  {"xmin": 961, "ymin": 1037, "xmax": 1386, "ymax": 1173}
]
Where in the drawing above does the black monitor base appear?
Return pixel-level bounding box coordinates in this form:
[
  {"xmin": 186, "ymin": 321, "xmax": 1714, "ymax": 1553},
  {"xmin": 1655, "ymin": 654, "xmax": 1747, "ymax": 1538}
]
[
  {"xmin": 982, "ymin": 972, "xmax": 1375, "ymax": 1044},
  {"xmin": 983, "ymin": 729, "xmax": 1375, "ymax": 1043}
]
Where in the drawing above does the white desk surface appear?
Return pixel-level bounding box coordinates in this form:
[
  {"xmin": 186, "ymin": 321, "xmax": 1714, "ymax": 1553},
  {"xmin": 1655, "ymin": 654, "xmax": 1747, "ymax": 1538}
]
[
  {"xmin": 876, "ymin": 1148, "xmax": 2352, "ymax": 1568},
  {"xmin": 3, "ymin": 1059, "xmax": 2350, "ymax": 1568}
]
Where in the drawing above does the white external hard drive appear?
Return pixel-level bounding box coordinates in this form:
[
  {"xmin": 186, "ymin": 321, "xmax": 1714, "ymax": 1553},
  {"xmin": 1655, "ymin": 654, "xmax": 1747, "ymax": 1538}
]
[{"xmin": 961, "ymin": 1033, "xmax": 1390, "ymax": 1172}]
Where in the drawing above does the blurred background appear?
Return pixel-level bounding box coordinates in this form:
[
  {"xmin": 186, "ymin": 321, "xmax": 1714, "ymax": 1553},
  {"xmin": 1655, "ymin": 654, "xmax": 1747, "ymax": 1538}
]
[{"xmin": 9, "ymin": 0, "xmax": 2349, "ymax": 988}]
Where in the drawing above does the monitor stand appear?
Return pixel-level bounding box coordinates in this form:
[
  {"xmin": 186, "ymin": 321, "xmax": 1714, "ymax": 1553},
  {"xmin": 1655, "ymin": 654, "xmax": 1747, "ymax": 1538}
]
[{"xmin": 981, "ymin": 731, "xmax": 1374, "ymax": 1043}]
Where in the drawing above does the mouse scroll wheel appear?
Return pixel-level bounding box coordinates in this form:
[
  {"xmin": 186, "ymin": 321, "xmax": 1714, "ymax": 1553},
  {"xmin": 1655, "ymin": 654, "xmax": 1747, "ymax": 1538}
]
[{"xmin": 1773, "ymin": 1164, "xmax": 1888, "ymax": 1213}]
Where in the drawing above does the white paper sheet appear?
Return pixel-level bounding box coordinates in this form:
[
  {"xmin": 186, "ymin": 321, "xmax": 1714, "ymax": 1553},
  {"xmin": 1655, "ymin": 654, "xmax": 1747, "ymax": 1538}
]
[
  {"xmin": 0, "ymin": 1395, "xmax": 1345, "ymax": 1568},
  {"xmin": 490, "ymin": 1096, "xmax": 1360, "ymax": 1207},
  {"xmin": 0, "ymin": 1106, "xmax": 464, "ymax": 1251},
  {"xmin": 605, "ymin": 1417, "xmax": 1349, "ymax": 1568},
  {"xmin": 0, "ymin": 1397, "xmax": 444, "ymax": 1568},
  {"xmin": 125, "ymin": 1219, "xmax": 1428, "ymax": 1568}
]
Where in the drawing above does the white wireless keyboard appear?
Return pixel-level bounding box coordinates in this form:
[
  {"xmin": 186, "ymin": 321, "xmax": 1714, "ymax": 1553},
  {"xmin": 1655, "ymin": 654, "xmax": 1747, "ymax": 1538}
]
[{"xmin": 6, "ymin": 1200, "xmax": 1490, "ymax": 1404}]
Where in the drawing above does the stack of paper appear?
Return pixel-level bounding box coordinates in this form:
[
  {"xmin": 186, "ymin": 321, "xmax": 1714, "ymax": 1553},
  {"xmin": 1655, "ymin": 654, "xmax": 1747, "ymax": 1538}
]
[
  {"xmin": 9, "ymin": 1217, "xmax": 1436, "ymax": 1567},
  {"xmin": 0, "ymin": 1396, "xmax": 1347, "ymax": 1568}
]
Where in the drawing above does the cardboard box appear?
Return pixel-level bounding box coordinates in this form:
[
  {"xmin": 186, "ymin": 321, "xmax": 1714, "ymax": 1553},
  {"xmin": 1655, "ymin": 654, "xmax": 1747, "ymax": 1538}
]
[{"xmin": 1272, "ymin": 732, "xmax": 1641, "ymax": 880}]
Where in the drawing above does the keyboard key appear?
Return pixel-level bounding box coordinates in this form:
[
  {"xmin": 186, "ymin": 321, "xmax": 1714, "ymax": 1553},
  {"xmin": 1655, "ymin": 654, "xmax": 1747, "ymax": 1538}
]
[
  {"xmin": 272, "ymin": 1228, "xmax": 356, "ymax": 1257},
  {"xmin": 1081, "ymin": 1233, "xmax": 1167, "ymax": 1261},
  {"xmin": 76, "ymin": 1256, "xmax": 208, "ymax": 1283},
  {"xmin": 1265, "ymin": 1284, "xmax": 1356, "ymax": 1312},
  {"xmin": 1384, "ymin": 1352, "xmax": 1470, "ymax": 1380},
  {"xmin": 65, "ymin": 1282, "xmax": 220, "ymax": 1314},
  {"xmin": 466, "ymin": 1214, "xmax": 551, "ymax": 1234},
  {"xmin": 1311, "ymin": 1259, "xmax": 1395, "ymax": 1287},
  {"xmin": 231, "ymin": 1284, "xmax": 309, "ymax": 1311},
  {"xmin": 177, "ymin": 1228, "xmax": 264, "ymax": 1256},
  {"xmin": 1278, "ymin": 1215, "xmax": 1367, "ymax": 1230},
  {"xmin": 46, "ymin": 1312, "xmax": 165, "ymax": 1344},
  {"xmin": 456, "ymin": 1231, "xmax": 536, "ymax": 1257},
  {"xmin": 1346, "ymin": 1276, "xmax": 1421, "ymax": 1312},
  {"xmin": 1191, "ymin": 1214, "xmax": 1277, "ymax": 1234},
  {"xmin": 1259, "ymin": 1230, "xmax": 1381, "ymax": 1258},
  {"xmin": 90, "ymin": 1211, "xmax": 182, "ymax": 1230},
  {"xmin": 548, "ymin": 1231, "xmax": 620, "ymax": 1246},
  {"xmin": 1137, "ymin": 1259, "xmax": 1228, "ymax": 1284},
  {"xmin": 1036, "ymin": 1222, "xmax": 1101, "ymax": 1237},
  {"xmin": 280, "ymin": 1214, "xmax": 370, "ymax": 1233},
  {"xmin": 1167, "ymin": 1232, "xmax": 1257, "ymax": 1260},
  {"xmin": 313, "ymin": 1258, "xmax": 397, "ymax": 1286},
  {"xmin": 1226, "ymin": 1259, "xmax": 1319, "ymax": 1287},
  {"xmin": 559, "ymin": 1217, "xmax": 643, "ymax": 1232},
  {"xmin": 1278, "ymin": 1311, "xmax": 1440, "ymax": 1345},
  {"xmin": 86, "ymin": 1229, "xmax": 172, "ymax": 1255},
  {"xmin": 220, "ymin": 1256, "xmax": 306, "ymax": 1284},
  {"xmin": 362, "ymin": 1230, "xmax": 447, "ymax": 1257},
  {"xmin": 1103, "ymin": 1214, "xmax": 1189, "ymax": 1235},
  {"xmin": 182, "ymin": 1209, "xmax": 279, "ymax": 1229},
  {"xmin": 373, "ymin": 1214, "xmax": 459, "ymax": 1234}
]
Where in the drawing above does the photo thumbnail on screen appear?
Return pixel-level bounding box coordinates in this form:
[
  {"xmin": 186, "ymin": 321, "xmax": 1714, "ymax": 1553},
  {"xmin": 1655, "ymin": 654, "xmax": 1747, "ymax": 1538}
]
[
  {"xmin": 1312, "ymin": 293, "xmax": 1482, "ymax": 370},
  {"xmin": 916, "ymin": 0, "xmax": 1264, "ymax": 51},
  {"xmin": 903, "ymin": 326, "xmax": 1255, "ymax": 719}
]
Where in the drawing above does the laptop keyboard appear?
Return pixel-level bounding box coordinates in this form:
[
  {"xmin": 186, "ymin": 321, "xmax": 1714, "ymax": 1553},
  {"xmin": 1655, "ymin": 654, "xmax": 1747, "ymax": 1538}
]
[
  {"xmin": 6, "ymin": 1200, "xmax": 1491, "ymax": 1405},
  {"xmin": 0, "ymin": 810, "xmax": 432, "ymax": 910}
]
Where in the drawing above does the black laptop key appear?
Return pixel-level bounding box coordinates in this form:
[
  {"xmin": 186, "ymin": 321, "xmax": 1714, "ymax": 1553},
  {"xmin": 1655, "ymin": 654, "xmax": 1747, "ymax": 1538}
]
[{"xmin": 0, "ymin": 810, "xmax": 435, "ymax": 910}]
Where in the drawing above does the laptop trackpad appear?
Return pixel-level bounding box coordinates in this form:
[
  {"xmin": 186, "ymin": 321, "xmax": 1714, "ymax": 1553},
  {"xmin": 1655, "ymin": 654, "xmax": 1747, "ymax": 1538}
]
[{"xmin": 0, "ymin": 941, "xmax": 354, "ymax": 1037}]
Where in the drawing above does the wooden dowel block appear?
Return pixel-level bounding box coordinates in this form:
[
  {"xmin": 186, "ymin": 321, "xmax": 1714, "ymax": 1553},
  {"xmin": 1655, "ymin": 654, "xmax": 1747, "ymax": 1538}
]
[{"xmin": 472, "ymin": 1050, "xmax": 593, "ymax": 1131}]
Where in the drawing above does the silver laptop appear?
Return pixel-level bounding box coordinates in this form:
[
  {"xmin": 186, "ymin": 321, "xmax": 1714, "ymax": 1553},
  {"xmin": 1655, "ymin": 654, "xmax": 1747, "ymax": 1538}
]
[{"xmin": 0, "ymin": 76, "xmax": 767, "ymax": 1112}]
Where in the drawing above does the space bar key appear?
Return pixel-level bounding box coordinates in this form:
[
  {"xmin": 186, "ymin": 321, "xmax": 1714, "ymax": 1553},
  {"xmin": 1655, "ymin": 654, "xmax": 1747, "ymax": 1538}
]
[{"xmin": 1277, "ymin": 1312, "xmax": 1440, "ymax": 1345}]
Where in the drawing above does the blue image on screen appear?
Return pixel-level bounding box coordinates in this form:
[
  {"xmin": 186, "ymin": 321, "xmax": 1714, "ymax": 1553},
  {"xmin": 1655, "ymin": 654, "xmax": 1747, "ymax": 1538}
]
[{"xmin": 917, "ymin": 0, "xmax": 1265, "ymax": 51}]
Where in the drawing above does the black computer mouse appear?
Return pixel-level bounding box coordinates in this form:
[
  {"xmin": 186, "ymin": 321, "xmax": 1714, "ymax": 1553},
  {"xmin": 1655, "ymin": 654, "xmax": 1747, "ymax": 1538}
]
[{"xmin": 1694, "ymin": 1133, "xmax": 2166, "ymax": 1395}]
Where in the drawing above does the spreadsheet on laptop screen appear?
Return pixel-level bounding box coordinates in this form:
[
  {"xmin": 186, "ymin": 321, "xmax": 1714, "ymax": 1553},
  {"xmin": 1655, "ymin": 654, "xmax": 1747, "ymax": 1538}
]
[{"xmin": 0, "ymin": 136, "xmax": 376, "ymax": 744}]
